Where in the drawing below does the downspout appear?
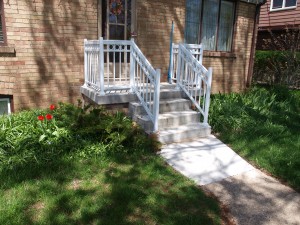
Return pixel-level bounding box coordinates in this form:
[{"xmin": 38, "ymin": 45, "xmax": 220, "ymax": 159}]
[{"xmin": 246, "ymin": 0, "xmax": 266, "ymax": 87}]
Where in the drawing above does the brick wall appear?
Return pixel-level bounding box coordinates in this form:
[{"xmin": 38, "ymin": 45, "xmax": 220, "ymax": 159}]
[
  {"xmin": 136, "ymin": 0, "xmax": 186, "ymax": 80},
  {"xmin": 0, "ymin": 0, "xmax": 98, "ymax": 110}
]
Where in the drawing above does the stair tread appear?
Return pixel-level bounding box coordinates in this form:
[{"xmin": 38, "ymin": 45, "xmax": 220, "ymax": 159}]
[
  {"xmin": 138, "ymin": 110, "xmax": 199, "ymax": 121},
  {"xmin": 159, "ymin": 123, "xmax": 210, "ymax": 134},
  {"xmin": 130, "ymin": 98, "xmax": 190, "ymax": 106}
]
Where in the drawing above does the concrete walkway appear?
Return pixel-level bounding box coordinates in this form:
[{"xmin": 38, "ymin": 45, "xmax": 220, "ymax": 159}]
[{"xmin": 159, "ymin": 135, "xmax": 300, "ymax": 225}]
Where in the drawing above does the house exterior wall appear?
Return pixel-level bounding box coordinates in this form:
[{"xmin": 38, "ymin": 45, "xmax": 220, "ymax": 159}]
[
  {"xmin": 0, "ymin": 0, "xmax": 98, "ymax": 110},
  {"xmin": 259, "ymin": 0, "xmax": 300, "ymax": 29},
  {"xmin": 136, "ymin": 0, "xmax": 256, "ymax": 93},
  {"xmin": 0, "ymin": 0, "xmax": 257, "ymax": 111}
]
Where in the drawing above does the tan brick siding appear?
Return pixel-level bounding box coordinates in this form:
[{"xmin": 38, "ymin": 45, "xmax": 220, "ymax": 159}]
[
  {"xmin": 0, "ymin": 0, "xmax": 98, "ymax": 110},
  {"xmin": 136, "ymin": 0, "xmax": 186, "ymax": 80}
]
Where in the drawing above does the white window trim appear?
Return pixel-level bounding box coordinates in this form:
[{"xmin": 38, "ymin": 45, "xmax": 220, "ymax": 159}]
[
  {"xmin": 270, "ymin": 0, "xmax": 297, "ymax": 12},
  {"xmin": 0, "ymin": 98, "xmax": 11, "ymax": 115}
]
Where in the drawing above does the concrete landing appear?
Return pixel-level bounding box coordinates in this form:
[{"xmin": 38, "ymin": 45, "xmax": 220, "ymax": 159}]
[{"xmin": 159, "ymin": 134, "xmax": 255, "ymax": 185}]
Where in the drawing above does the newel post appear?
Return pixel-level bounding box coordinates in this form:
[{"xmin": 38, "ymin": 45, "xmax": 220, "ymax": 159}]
[
  {"xmin": 99, "ymin": 37, "xmax": 105, "ymax": 96},
  {"xmin": 84, "ymin": 39, "xmax": 88, "ymax": 87},
  {"xmin": 176, "ymin": 44, "xmax": 182, "ymax": 90},
  {"xmin": 130, "ymin": 38, "xmax": 135, "ymax": 92},
  {"xmin": 204, "ymin": 67, "xmax": 213, "ymax": 124},
  {"xmin": 153, "ymin": 69, "xmax": 161, "ymax": 132}
]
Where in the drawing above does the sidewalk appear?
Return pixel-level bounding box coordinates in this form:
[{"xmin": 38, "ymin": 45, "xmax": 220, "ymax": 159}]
[{"xmin": 159, "ymin": 135, "xmax": 300, "ymax": 225}]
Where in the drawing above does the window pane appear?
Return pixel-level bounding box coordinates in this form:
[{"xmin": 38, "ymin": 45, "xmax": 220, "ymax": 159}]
[
  {"xmin": 185, "ymin": 0, "xmax": 202, "ymax": 44},
  {"xmin": 217, "ymin": 0, "xmax": 234, "ymax": 51},
  {"xmin": 285, "ymin": 0, "xmax": 297, "ymax": 7},
  {"xmin": 201, "ymin": 0, "xmax": 219, "ymax": 50},
  {"xmin": 109, "ymin": 25, "xmax": 125, "ymax": 40},
  {"xmin": 272, "ymin": 0, "xmax": 283, "ymax": 8},
  {"xmin": 0, "ymin": 100, "xmax": 9, "ymax": 115},
  {"xmin": 0, "ymin": 16, "xmax": 3, "ymax": 42}
]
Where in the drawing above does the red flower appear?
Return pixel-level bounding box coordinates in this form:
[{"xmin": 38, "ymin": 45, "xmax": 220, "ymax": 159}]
[
  {"xmin": 49, "ymin": 104, "xmax": 55, "ymax": 110},
  {"xmin": 38, "ymin": 115, "xmax": 45, "ymax": 121},
  {"xmin": 46, "ymin": 114, "xmax": 53, "ymax": 120}
]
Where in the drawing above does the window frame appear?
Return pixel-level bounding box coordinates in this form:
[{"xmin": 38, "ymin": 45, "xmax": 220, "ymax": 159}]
[
  {"xmin": 0, "ymin": 98, "xmax": 11, "ymax": 115},
  {"xmin": 0, "ymin": 0, "xmax": 7, "ymax": 46},
  {"xmin": 270, "ymin": 0, "xmax": 297, "ymax": 11},
  {"xmin": 185, "ymin": 0, "xmax": 236, "ymax": 52}
]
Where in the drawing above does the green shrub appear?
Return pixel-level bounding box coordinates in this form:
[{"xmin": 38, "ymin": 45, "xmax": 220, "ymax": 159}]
[
  {"xmin": 253, "ymin": 50, "xmax": 300, "ymax": 87},
  {"xmin": 0, "ymin": 103, "xmax": 153, "ymax": 171}
]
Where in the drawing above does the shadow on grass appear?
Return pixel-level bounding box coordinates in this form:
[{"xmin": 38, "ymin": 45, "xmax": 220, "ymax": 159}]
[{"xmin": 0, "ymin": 154, "xmax": 221, "ymax": 225}]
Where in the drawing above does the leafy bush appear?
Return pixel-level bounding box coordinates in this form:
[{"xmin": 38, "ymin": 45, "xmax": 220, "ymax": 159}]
[
  {"xmin": 0, "ymin": 103, "xmax": 153, "ymax": 171},
  {"xmin": 253, "ymin": 28, "xmax": 300, "ymax": 88}
]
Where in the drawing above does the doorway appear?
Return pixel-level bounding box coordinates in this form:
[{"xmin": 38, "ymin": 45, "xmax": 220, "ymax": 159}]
[{"xmin": 99, "ymin": 0, "xmax": 135, "ymax": 40}]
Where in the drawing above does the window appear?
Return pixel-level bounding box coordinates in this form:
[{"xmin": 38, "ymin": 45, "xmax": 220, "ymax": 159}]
[
  {"xmin": 0, "ymin": 0, "xmax": 7, "ymax": 45},
  {"xmin": 185, "ymin": 0, "xmax": 235, "ymax": 52},
  {"xmin": 0, "ymin": 98, "xmax": 11, "ymax": 115},
  {"xmin": 270, "ymin": 0, "xmax": 297, "ymax": 11}
]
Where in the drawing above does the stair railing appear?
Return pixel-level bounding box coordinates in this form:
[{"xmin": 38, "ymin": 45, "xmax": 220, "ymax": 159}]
[
  {"xmin": 170, "ymin": 43, "xmax": 203, "ymax": 83},
  {"xmin": 130, "ymin": 40, "xmax": 161, "ymax": 132},
  {"xmin": 84, "ymin": 38, "xmax": 160, "ymax": 132},
  {"xmin": 176, "ymin": 43, "xmax": 212, "ymax": 124}
]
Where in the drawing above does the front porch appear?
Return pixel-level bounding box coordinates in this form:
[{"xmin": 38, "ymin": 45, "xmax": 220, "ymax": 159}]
[{"xmin": 80, "ymin": 38, "xmax": 212, "ymax": 143}]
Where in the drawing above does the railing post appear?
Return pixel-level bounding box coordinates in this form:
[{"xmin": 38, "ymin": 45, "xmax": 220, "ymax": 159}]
[
  {"xmin": 153, "ymin": 69, "xmax": 161, "ymax": 132},
  {"xmin": 168, "ymin": 43, "xmax": 174, "ymax": 84},
  {"xmin": 176, "ymin": 44, "xmax": 182, "ymax": 90},
  {"xmin": 99, "ymin": 37, "xmax": 105, "ymax": 96},
  {"xmin": 84, "ymin": 39, "xmax": 88, "ymax": 87},
  {"xmin": 130, "ymin": 38, "xmax": 135, "ymax": 92},
  {"xmin": 204, "ymin": 67, "xmax": 213, "ymax": 124}
]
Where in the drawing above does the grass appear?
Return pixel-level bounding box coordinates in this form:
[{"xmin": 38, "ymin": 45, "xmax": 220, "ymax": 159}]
[
  {"xmin": 209, "ymin": 85, "xmax": 300, "ymax": 191},
  {"xmin": 0, "ymin": 103, "xmax": 221, "ymax": 225}
]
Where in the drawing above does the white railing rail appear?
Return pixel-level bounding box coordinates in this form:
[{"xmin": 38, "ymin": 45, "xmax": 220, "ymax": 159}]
[
  {"xmin": 130, "ymin": 41, "xmax": 161, "ymax": 132},
  {"xmin": 176, "ymin": 43, "xmax": 212, "ymax": 124},
  {"xmin": 84, "ymin": 38, "xmax": 132, "ymax": 95},
  {"xmin": 170, "ymin": 43, "xmax": 203, "ymax": 83},
  {"xmin": 84, "ymin": 38, "xmax": 160, "ymax": 132}
]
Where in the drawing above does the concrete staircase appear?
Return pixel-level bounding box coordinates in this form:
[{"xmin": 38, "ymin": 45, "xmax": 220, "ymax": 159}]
[{"xmin": 129, "ymin": 84, "xmax": 211, "ymax": 144}]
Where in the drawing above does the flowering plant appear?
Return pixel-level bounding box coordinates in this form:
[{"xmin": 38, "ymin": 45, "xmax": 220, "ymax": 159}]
[
  {"xmin": 110, "ymin": 0, "xmax": 123, "ymax": 15},
  {"xmin": 37, "ymin": 105, "xmax": 57, "ymax": 142}
]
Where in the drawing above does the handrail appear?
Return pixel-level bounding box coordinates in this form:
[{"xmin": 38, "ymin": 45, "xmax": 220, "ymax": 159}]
[
  {"xmin": 84, "ymin": 38, "xmax": 160, "ymax": 132},
  {"xmin": 130, "ymin": 40, "xmax": 161, "ymax": 132},
  {"xmin": 176, "ymin": 43, "xmax": 212, "ymax": 124}
]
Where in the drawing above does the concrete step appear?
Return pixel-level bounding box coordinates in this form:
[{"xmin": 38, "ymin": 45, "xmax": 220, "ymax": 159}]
[
  {"xmin": 129, "ymin": 98, "xmax": 192, "ymax": 118},
  {"xmin": 135, "ymin": 110, "xmax": 200, "ymax": 132},
  {"xmin": 158, "ymin": 123, "xmax": 211, "ymax": 144}
]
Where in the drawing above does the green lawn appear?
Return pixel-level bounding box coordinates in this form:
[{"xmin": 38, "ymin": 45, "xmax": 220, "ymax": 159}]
[
  {"xmin": 0, "ymin": 103, "xmax": 221, "ymax": 225},
  {"xmin": 209, "ymin": 85, "xmax": 300, "ymax": 191}
]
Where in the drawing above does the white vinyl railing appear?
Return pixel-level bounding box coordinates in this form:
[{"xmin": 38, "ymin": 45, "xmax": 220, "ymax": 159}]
[
  {"xmin": 130, "ymin": 42, "xmax": 161, "ymax": 132},
  {"xmin": 170, "ymin": 43, "xmax": 203, "ymax": 83},
  {"xmin": 176, "ymin": 43, "xmax": 212, "ymax": 124},
  {"xmin": 84, "ymin": 38, "xmax": 132, "ymax": 95},
  {"xmin": 84, "ymin": 38, "xmax": 160, "ymax": 131}
]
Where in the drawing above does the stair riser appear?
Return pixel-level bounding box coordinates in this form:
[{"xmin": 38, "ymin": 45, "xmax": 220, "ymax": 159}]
[
  {"xmin": 129, "ymin": 100, "xmax": 191, "ymax": 116},
  {"xmin": 136, "ymin": 113, "xmax": 200, "ymax": 131},
  {"xmin": 158, "ymin": 127, "xmax": 211, "ymax": 144},
  {"xmin": 138, "ymin": 89, "xmax": 186, "ymax": 101}
]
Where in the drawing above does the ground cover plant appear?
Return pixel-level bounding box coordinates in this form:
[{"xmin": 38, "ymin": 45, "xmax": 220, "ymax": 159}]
[
  {"xmin": 0, "ymin": 103, "xmax": 221, "ymax": 225},
  {"xmin": 209, "ymin": 86, "xmax": 300, "ymax": 191}
]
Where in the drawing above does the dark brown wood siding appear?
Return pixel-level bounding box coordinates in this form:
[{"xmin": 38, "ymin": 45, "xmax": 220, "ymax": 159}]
[{"xmin": 259, "ymin": 0, "xmax": 300, "ymax": 29}]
